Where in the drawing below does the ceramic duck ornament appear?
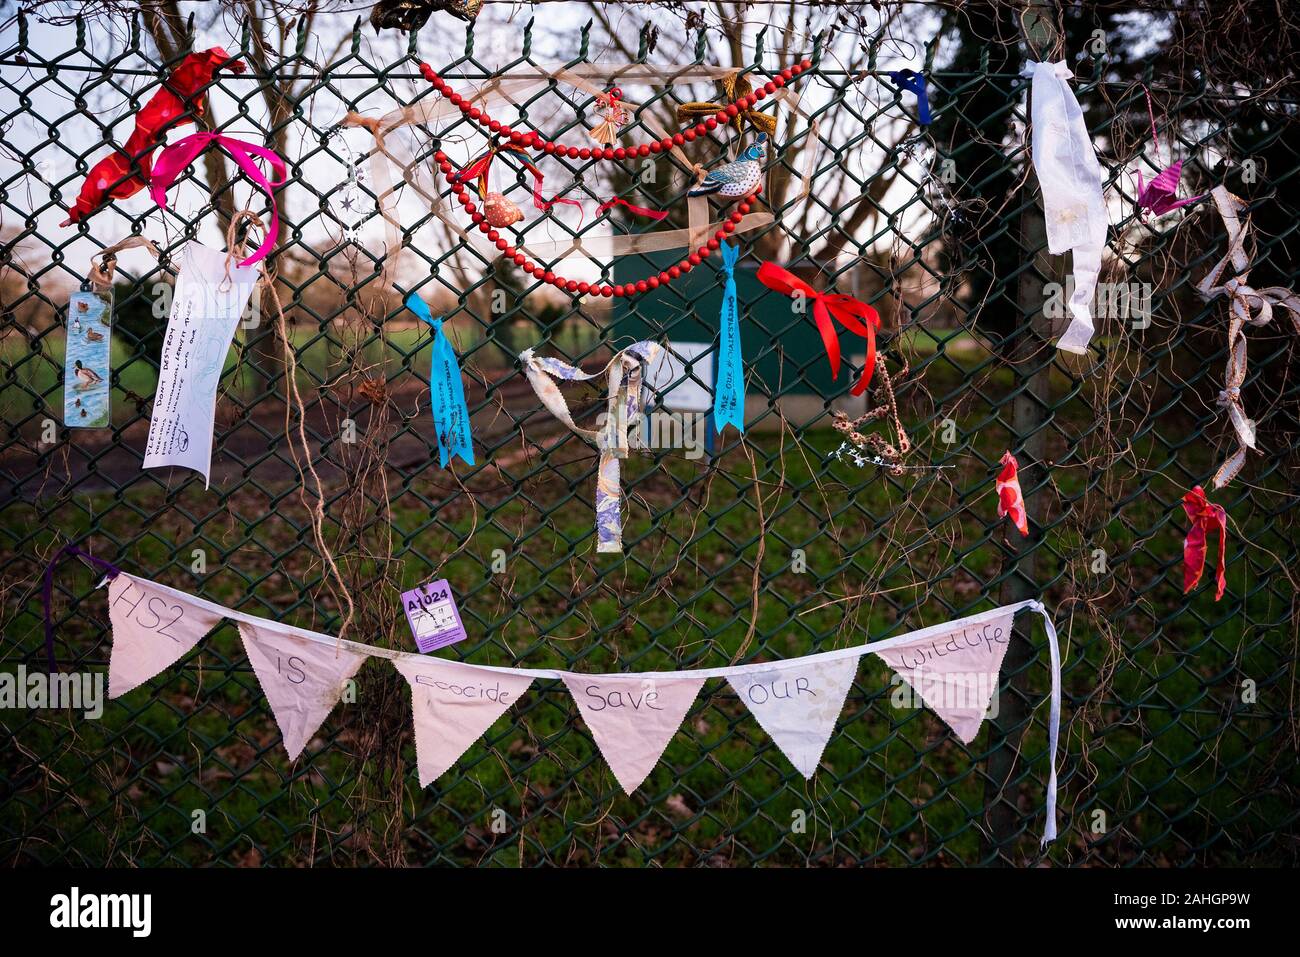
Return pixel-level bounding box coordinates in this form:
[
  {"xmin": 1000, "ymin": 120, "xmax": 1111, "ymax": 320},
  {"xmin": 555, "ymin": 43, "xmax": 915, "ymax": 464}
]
[{"xmin": 689, "ymin": 134, "xmax": 766, "ymax": 199}]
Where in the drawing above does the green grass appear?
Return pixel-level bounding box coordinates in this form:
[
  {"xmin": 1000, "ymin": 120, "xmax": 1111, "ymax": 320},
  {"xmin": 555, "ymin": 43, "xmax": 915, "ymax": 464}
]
[
  {"xmin": 1, "ymin": 317, "xmax": 614, "ymax": 428},
  {"xmin": 2, "ymin": 329, "xmax": 1296, "ymax": 867},
  {"xmin": 4, "ymin": 418, "xmax": 1297, "ymax": 866}
]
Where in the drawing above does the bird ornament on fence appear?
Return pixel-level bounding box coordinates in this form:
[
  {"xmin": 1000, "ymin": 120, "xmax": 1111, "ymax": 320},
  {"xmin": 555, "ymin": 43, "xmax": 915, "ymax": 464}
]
[{"xmin": 689, "ymin": 133, "xmax": 767, "ymax": 200}]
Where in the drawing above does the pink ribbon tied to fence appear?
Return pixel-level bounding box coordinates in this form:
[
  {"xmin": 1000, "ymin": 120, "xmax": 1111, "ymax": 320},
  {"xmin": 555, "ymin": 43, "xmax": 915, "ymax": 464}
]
[
  {"xmin": 1182, "ymin": 486, "xmax": 1227, "ymax": 602},
  {"xmin": 149, "ymin": 132, "xmax": 288, "ymax": 265},
  {"xmin": 1196, "ymin": 186, "xmax": 1300, "ymax": 488}
]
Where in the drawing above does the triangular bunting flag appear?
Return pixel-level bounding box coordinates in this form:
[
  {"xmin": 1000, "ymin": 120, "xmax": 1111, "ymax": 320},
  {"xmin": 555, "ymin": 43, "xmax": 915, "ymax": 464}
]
[
  {"xmin": 727, "ymin": 655, "xmax": 860, "ymax": 778},
  {"xmin": 391, "ymin": 656, "xmax": 534, "ymax": 787},
  {"xmin": 107, "ymin": 574, "xmax": 223, "ymax": 698},
  {"xmin": 238, "ymin": 622, "xmax": 370, "ymax": 760},
  {"xmin": 873, "ymin": 610, "xmax": 1017, "ymax": 743},
  {"xmin": 563, "ymin": 673, "xmax": 704, "ymax": 794}
]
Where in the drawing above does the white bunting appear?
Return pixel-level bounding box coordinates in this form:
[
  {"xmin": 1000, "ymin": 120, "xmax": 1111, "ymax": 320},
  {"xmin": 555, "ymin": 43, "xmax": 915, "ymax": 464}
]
[
  {"xmin": 873, "ymin": 610, "xmax": 1017, "ymax": 743},
  {"xmin": 239, "ymin": 622, "xmax": 370, "ymax": 760},
  {"xmin": 392, "ymin": 656, "xmax": 534, "ymax": 787},
  {"xmin": 107, "ymin": 574, "xmax": 222, "ymax": 698},
  {"xmin": 728, "ymin": 656, "xmax": 860, "ymax": 778},
  {"xmin": 87, "ymin": 568, "xmax": 1062, "ymax": 844},
  {"xmin": 563, "ymin": 673, "xmax": 705, "ymax": 793}
]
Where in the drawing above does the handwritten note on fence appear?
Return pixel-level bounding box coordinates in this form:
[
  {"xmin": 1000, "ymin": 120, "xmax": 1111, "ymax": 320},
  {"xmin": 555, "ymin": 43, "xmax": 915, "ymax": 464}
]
[{"xmin": 143, "ymin": 242, "xmax": 258, "ymax": 486}]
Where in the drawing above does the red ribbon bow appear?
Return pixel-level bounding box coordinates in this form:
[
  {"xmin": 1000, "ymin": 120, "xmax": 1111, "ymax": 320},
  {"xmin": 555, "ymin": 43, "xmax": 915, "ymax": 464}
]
[
  {"xmin": 756, "ymin": 262, "xmax": 881, "ymax": 395},
  {"xmin": 1183, "ymin": 486, "xmax": 1227, "ymax": 601},
  {"xmin": 149, "ymin": 132, "xmax": 287, "ymax": 266},
  {"xmin": 61, "ymin": 48, "xmax": 245, "ymax": 226}
]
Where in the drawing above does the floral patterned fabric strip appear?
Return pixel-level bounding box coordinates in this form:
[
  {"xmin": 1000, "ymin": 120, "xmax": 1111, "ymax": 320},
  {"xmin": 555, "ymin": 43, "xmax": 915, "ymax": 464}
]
[{"xmin": 520, "ymin": 341, "xmax": 662, "ymax": 553}]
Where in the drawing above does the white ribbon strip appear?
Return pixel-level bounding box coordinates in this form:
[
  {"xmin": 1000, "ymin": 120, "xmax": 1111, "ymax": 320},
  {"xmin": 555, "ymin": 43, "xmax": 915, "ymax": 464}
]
[
  {"xmin": 1196, "ymin": 185, "xmax": 1300, "ymax": 488},
  {"xmin": 1020, "ymin": 60, "xmax": 1108, "ymax": 355},
  {"xmin": 1028, "ymin": 599, "xmax": 1061, "ymax": 847}
]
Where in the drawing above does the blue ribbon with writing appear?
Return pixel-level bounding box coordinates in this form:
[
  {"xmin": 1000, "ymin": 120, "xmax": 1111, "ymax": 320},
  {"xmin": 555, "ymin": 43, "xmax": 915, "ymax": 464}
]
[
  {"xmin": 713, "ymin": 241, "xmax": 745, "ymax": 434},
  {"xmin": 886, "ymin": 69, "xmax": 931, "ymax": 125},
  {"xmin": 405, "ymin": 292, "xmax": 474, "ymax": 467}
]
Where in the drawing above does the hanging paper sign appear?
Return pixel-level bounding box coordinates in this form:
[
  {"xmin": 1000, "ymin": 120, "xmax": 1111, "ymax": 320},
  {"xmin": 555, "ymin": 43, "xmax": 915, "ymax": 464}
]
[
  {"xmin": 727, "ymin": 656, "xmax": 859, "ymax": 778},
  {"xmin": 392, "ymin": 656, "xmax": 534, "ymax": 787},
  {"xmin": 563, "ymin": 673, "xmax": 705, "ymax": 793},
  {"xmin": 401, "ymin": 578, "xmax": 468, "ymax": 653},
  {"xmin": 238, "ymin": 622, "xmax": 369, "ymax": 760},
  {"xmin": 63, "ymin": 288, "xmax": 113, "ymax": 429},
  {"xmin": 714, "ymin": 241, "xmax": 745, "ymax": 433},
  {"xmin": 106, "ymin": 574, "xmax": 222, "ymax": 698},
  {"xmin": 873, "ymin": 610, "xmax": 1017, "ymax": 744},
  {"xmin": 404, "ymin": 293, "xmax": 474, "ymax": 467},
  {"xmin": 1020, "ymin": 60, "xmax": 1107, "ymax": 354},
  {"xmin": 142, "ymin": 242, "xmax": 259, "ymax": 488}
]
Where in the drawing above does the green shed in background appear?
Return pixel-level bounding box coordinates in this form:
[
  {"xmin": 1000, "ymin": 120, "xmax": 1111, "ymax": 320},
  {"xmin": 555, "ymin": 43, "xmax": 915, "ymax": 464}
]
[{"xmin": 612, "ymin": 249, "xmax": 871, "ymax": 428}]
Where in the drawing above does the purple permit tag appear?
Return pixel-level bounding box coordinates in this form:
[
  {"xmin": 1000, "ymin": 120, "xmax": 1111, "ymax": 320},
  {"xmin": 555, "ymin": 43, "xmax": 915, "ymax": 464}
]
[{"xmin": 401, "ymin": 578, "xmax": 468, "ymax": 653}]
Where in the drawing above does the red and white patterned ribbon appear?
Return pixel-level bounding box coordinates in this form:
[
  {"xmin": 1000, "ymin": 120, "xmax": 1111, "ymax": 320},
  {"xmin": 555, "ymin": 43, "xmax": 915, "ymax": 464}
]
[
  {"xmin": 996, "ymin": 451, "xmax": 1029, "ymax": 536},
  {"xmin": 1196, "ymin": 186, "xmax": 1300, "ymax": 488}
]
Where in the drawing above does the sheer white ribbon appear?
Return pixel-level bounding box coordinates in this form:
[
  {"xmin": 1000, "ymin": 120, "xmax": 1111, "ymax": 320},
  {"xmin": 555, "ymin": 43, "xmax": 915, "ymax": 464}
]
[{"xmin": 1020, "ymin": 60, "xmax": 1108, "ymax": 355}]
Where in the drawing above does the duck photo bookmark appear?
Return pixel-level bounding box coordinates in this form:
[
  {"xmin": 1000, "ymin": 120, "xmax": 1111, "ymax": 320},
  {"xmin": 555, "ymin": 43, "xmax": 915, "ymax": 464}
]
[{"xmin": 63, "ymin": 286, "xmax": 113, "ymax": 429}]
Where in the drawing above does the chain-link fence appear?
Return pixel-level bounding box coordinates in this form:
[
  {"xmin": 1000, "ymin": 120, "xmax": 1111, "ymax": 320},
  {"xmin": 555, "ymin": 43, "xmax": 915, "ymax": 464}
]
[{"xmin": 2, "ymin": 9, "xmax": 1298, "ymax": 867}]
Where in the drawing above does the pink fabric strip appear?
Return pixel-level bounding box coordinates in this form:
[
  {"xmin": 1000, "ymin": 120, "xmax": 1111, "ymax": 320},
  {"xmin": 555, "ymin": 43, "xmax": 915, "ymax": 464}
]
[{"xmin": 149, "ymin": 132, "xmax": 288, "ymax": 265}]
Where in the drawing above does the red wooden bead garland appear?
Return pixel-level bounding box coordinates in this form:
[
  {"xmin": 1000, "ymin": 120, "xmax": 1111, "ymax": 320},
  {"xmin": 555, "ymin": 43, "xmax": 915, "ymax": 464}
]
[
  {"xmin": 418, "ymin": 59, "xmax": 812, "ymax": 159},
  {"xmin": 436, "ymin": 145, "xmax": 758, "ymax": 295},
  {"xmin": 422, "ymin": 102, "xmax": 773, "ymax": 296}
]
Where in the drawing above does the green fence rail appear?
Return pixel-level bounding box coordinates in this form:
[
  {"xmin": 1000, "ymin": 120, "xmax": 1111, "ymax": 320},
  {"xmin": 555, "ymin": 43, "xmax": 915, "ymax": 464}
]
[{"xmin": 2, "ymin": 10, "xmax": 1298, "ymax": 867}]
